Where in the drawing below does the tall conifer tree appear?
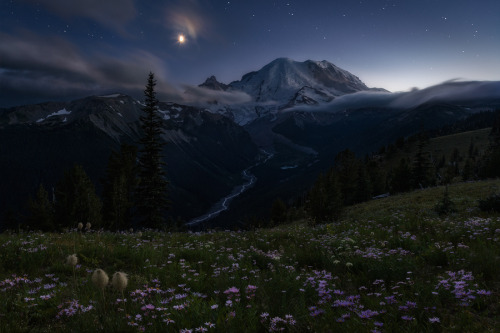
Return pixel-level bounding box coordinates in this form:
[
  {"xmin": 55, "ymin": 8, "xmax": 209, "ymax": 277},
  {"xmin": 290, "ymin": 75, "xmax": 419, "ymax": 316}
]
[
  {"xmin": 354, "ymin": 163, "xmax": 372, "ymax": 203},
  {"xmin": 102, "ymin": 144, "xmax": 138, "ymax": 230},
  {"xmin": 54, "ymin": 164, "xmax": 102, "ymax": 230},
  {"xmin": 136, "ymin": 72, "xmax": 169, "ymax": 227},
  {"xmin": 307, "ymin": 173, "xmax": 328, "ymax": 223},
  {"xmin": 482, "ymin": 113, "xmax": 500, "ymax": 177},
  {"xmin": 411, "ymin": 135, "xmax": 436, "ymax": 188},
  {"xmin": 335, "ymin": 149, "xmax": 359, "ymax": 205},
  {"xmin": 28, "ymin": 184, "xmax": 54, "ymax": 231},
  {"xmin": 391, "ymin": 158, "xmax": 412, "ymax": 193},
  {"xmin": 270, "ymin": 198, "xmax": 287, "ymax": 225},
  {"xmin": 324, "ymin": 170, "xmax": 343, "ymax": 220},
  {"xmin": 307, "ymin": 170, "xmax": 342, "ymax": 223}
]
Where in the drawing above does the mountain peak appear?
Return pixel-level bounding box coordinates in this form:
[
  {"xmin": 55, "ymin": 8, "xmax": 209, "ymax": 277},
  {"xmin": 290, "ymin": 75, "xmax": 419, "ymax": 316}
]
[
  {"xmin": 199, "ymin": 75, "xmax": 229, "ymax": 91},
  {"xmin": 228, "ymin": 58, "xmax": 369, "ymax": 103},
  {"xmin": 269, "ymin": 57, "xmax": 295, "ymax": 64}
]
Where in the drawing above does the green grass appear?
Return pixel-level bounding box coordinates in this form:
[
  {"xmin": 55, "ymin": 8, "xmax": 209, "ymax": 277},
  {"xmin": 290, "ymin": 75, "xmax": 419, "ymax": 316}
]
[
  {"xmin": 430, "ymin": 128, "xmax": 490, "ymax": 158},
  {"xmin": 385, "ymin": 127, "xmax": 491, "ymax": 170},
  {"xmin": 343, "ymin": 179, "xmax": 500, "ymax": 221},
  {"xmin": 1, "ymin": 180, "xmax": 499, "ymax": 332}
]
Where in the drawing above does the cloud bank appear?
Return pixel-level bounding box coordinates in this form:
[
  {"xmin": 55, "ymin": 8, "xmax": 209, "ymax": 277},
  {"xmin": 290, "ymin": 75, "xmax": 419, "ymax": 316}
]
[
  {"xmin": 388, "ymin": 80, "xmax": 500, "ymax": 109},
  {"xmin": 0, "ymin": 30, "xmax": 179, "ymax": 107},
  {"xmin": 285, "ymin": 80, "xmax": 500, "ymax": 113},
  {"xmin": 0, "ymin": 28, "xmax": 247, "ymax": 108},
  {"xmin": 182, "ymin": 85, "xmax": 252, "ymax": 105}
]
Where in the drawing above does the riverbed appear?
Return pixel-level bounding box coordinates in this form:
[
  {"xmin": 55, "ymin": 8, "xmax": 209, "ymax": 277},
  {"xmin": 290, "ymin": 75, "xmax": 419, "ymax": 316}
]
[{"xmin": 186, "ymin": 150, "xmax": 273, "ymax": 226}]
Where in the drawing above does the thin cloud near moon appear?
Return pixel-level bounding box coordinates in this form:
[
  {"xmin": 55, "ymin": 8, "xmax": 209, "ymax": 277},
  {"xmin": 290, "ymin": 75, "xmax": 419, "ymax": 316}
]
[
  {"xmin": 0, "ymin": 30, "xmax": 180, "ymax": 106},
  {"xmin": 166, "ymin": 0, "xmax": 214, "ymax": 43}
]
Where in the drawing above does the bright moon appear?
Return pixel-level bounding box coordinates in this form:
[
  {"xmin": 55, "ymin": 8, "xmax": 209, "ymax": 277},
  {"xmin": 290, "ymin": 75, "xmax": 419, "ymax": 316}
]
[{"xmin": 178, "ymin": 34, "xmax": 185, "ymax": 44}]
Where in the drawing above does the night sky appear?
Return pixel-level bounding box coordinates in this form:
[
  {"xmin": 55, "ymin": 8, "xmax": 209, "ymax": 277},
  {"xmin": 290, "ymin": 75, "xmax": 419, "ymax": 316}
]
[{"xmin": 1, "ymin": 0, "xmax": 499, "ymax": 107}]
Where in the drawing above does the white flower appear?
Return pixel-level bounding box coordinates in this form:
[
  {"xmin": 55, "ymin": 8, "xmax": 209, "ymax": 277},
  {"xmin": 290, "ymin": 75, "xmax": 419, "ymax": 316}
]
[
  {"xmin": 92, "ymin": 269, "xmax": 109, "ymax": 290},
  {"xmin": 66, "ymin": 254, "xmax": 78, "ymax": 266},
  {"xmin": 112, "ymin": 272, "xmax": 128, "ymax": 292}
]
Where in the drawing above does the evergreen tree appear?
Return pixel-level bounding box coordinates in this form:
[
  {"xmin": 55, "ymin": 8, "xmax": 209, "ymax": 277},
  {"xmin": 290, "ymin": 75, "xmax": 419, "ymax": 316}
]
[
  {"xmin": 55, "ymin": 164, "xmax": 102, "ymax": 230},
  {"xmin": 481, "ymin": 113, "xmax": 500, "ymax": 178},
  {"xmin": 390, "ymin": 158, "xmax": 412, "ymax": 193},
  {"xmin": 354, "ymin": 163, "xmax": 372, "ymax": 203},
  {"xmin": 437, "ymin": 154, "xmax": 446, "ymax": 169},
  {"xmin": 395, "ymin": 136, "xmax": 406, "ymax": 149},
  {"xmin": 468, "ymin": 139, "xmax": 475, "ymax": 158},
  {"xmin": 434, "ymin": 185, "xmax": 456, "ymax": 216},
  {"xmin": 324, "ymin": 170, "xmax": 343, "ymax": 220},
  {"xmin": 27, "ymin": 184, "xmax": 54, "ymax": 231},
  {"xmin": 136, "ymin": 72, "xmax": 169, "ymax": 228},
  {"xmin": 307, "ymin": 173, "xmax": 326, "ymax": 224},
  {"xmin": 443, "ymin": 165, "xmax": 456, "ymax": 185},
  {"xmin": 462, "ymin": 158, "xmax": 475, "ymax": 181},
  {"xmin": 270, "ymin": 198, "xmax": 287, "ymax": 225},
  {"xmin": 468, "ymin": 138, "xmax": 479, "ymax": 159},
  {"xmin": 307, "ymin": 170, "xmax": 342, "ymax": 224},
  {"xmin": 101, "ymin": 144, "xmax": 138, "ymax": 230},
  {"xmin": 2, "ymin": 208, "xmax": 21, "ymax": 232},
  {"xmin": 450, "ymin": 147, "xmax": 461, "ymax": 176},
  {"xmin": 411, "ymin": 135, "xmax": 436, "ymax": 188},
  {"xmin": 334, "ymin": 149, "xmax": 359, "ymax": 205},
  {"xmin": 366, "ymin": 157, "xmax": 386, "ymax": 196}
]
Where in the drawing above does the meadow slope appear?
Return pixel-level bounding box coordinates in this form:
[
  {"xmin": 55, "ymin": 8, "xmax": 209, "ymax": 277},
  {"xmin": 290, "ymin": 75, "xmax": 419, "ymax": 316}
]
[{"xmin": 1, "ymin": 180, "xmax": 499, "ymax": 332}]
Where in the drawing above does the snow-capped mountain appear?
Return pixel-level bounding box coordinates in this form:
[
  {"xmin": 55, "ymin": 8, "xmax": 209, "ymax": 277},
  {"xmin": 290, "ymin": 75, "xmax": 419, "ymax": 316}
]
[
  {"xmin": 198, "ymin": 58, "xmax": 377, "ymax": 125},
  {"xmin": 229, "ymin": 58, "xmax": 369, "ymax": 103}
]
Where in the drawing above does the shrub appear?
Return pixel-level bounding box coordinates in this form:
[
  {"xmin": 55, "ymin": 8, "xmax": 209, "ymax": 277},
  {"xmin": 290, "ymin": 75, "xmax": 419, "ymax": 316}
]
[
  {"xmin": 478, "ymin": 193, "xmax": 500, "ymax": 212},
  {"xmin": 434, "ymin": 187, "xmax": 456, "ymax": 216}
]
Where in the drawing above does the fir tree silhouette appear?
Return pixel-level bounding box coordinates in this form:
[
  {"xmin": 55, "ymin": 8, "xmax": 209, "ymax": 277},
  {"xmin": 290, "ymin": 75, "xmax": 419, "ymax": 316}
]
[{"xmin": 136, "ymin": 72, "xmax": 169, "ymax": 227}]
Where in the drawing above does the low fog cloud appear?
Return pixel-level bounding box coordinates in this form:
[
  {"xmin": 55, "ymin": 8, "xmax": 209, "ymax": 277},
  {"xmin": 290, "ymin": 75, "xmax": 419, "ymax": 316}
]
[
  {"xmin": 389, "ymin": 80, "xmax": 500, "ymax": 109},
  {"xmin": 285, "ymin": 80, "xmax": 500, "ymax": 113},
  {"xmin": 21, "ymin": 0, "xmax": 136, "ymax": 34},
  {"xmin": 182, "ymin": 85, "xmax": 252, "ymax": 105},
  {"xmin": 0, "ymin": 31, "xmax": 179, "ymax": 107}
]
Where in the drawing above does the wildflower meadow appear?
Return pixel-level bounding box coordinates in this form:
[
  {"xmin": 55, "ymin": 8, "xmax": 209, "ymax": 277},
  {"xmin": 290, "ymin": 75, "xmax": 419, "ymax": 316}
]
[{"xmin": 1, "ymin": 181, "xmax": 499, "ymax": 332}]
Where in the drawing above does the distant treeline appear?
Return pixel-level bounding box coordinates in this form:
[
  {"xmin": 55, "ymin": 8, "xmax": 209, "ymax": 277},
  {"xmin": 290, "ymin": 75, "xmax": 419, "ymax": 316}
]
[
  {"xmin": 264, "ymin": 108, "xmax": 500, "ymax": 227},
  {"xmin": 425, "ymin": 109, "xmax": 500, "ymax": 138}
]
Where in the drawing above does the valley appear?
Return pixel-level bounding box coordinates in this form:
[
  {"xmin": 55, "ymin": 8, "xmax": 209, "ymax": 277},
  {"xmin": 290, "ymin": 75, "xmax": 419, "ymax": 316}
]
[
  {"xmin": 186, "ymin": 149, "xmax": 274, "ymax": 226},
  {"xmin": 0, "ymin": 58, "xmax": 500, "ymax": 230}
]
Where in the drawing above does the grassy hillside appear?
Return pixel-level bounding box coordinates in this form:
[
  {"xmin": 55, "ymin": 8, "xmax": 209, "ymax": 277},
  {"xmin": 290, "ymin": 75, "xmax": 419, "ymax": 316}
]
[
  {"xmin": 384, "ymin": 127, "xmax": 491, "ymax": 172},
  {"xmin": 344, "ymin": 178, "xmax": 500, "ymax": 221},
  {"xmin": 429, "ymin": 128, "xmax": 490, "ymax": 159},
  {"xmin": 1, "ymin": 180, "xmax": 499, "ymax": 332}
]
